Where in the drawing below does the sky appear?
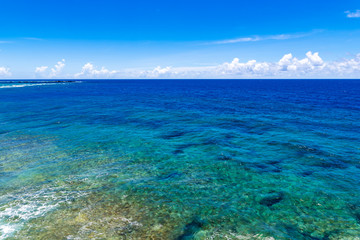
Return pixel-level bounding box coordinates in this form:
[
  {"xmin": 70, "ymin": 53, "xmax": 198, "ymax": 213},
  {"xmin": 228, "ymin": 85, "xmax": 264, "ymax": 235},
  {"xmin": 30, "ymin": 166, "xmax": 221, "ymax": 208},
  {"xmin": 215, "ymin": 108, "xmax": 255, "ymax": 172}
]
[{"xmin": 0, "ymin": 0, "xmax": 360, "ymax": 79}]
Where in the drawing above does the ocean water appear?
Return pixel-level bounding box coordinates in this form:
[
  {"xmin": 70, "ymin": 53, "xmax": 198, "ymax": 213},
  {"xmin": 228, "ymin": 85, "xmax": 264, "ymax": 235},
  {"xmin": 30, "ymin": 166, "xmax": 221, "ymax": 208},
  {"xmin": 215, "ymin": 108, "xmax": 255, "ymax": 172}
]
[{"xmin": 0, "ymin": 80, "xmax": 360, "ymax": 239}]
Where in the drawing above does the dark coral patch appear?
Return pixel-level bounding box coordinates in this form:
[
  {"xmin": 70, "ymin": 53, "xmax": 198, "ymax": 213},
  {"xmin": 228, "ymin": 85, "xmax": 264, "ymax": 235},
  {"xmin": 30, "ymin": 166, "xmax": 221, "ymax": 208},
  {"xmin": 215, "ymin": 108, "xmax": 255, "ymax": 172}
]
[
  {"xmin": 177, "ymin": 218, "xmax": 204, "ymax": 240},
  {"xmin": 158, "ymin": 172, "xmax": 183, "ymax": 181},
  {"xmin": 173, "ymin": 149, "xmax": 184, "ymax": 155},
  {"xmin": 161, "ymin": 131, "xmax": 187, "ymax": 139},
  {"xmin": 260, "ymin": 192, "xmax": 284, "ymax": 207}
]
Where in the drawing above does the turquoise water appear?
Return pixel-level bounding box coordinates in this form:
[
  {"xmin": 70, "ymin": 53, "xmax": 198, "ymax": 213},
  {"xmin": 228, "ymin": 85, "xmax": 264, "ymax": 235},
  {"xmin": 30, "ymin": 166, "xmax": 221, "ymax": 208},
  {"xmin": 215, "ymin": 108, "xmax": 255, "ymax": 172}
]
[{"xmin": 0, "ymin": 80, "xmax": 360, "ymax": 239}]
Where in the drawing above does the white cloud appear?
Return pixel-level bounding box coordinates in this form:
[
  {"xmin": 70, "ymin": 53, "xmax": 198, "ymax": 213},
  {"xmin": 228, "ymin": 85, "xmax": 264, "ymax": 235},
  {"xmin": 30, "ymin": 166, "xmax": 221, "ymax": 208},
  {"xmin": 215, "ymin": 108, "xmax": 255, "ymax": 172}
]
[
  {"xmin": 35, "ymin": 66, "xmax": 49, "ymax": 78},
  {"xmin": 278, "ymin": 53, "xmax": 294, "ymax": 71},
  {"xmin": 345, "ymin": 10, "xmax": 360, "ymax": 18},
  {"xmin": 205, "ymin": 51, "xmax": 326, "ymax": 77},
  {"xmin": 139, "ymin": 66, "xmax": 175, "ymax": 78},
  {"xmin": 75, "ymin": 63, "xmax": 118, "ymax": 78},
  {"xmin": 34, "ymin": 59, "xmax": 65, "ymax": 78},
  {"xmin": 306, "ymin": 51, "xmax": 324, "ymax": 66},
  {"xmin": 274, "ymin": 51, "xmax": 325, "ymax": 74},
  {"xmin": 219, "ymin": 58, "xmax": 269, "ymax": 75},
  {"xmin": 326, "ymin": 54, "xmax": 360, "ymax": 76},
  {"xmin": 35, "ymin": 66, "xmax": 48, "ymax": 73},
  {"xmin": 0, "ymin": 67, "xmax": 11, "ymax": 77},
  {"xmin": 50, "ymin": 59, "xmax": 65, "ymax": 78}
]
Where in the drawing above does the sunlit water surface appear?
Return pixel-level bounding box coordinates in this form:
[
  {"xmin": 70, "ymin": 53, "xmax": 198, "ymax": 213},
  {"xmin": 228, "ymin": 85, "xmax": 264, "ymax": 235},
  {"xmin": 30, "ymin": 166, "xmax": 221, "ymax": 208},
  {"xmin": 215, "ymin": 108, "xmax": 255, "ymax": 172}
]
[{"xmin": 0, "ymin": 80, "xmax": 360, "ymax": 239}]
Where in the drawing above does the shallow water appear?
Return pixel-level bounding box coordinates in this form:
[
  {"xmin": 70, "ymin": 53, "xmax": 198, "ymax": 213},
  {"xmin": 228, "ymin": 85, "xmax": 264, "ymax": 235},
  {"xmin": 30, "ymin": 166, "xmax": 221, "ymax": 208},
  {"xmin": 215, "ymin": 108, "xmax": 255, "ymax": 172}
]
[{"xmin": 0, "ymin": 80, "xmax": 360, "ymax": 239}]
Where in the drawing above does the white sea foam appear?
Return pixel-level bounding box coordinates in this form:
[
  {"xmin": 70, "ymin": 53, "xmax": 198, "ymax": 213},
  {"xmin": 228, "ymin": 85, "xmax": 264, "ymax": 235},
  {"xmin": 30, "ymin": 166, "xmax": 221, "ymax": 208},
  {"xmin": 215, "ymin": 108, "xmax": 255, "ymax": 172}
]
[
  {"xmin": 0, "ymin": 186, "xmax": 88, "ymax": 239},
  {"xmin": 208, "ymin": 231, "xmax": 276, "ymax": 240},
  {"xmin": 0, "ymin": 83, "xmax": 58, "ymax": 89},
  {"xmin": 0, "ymin": 224, "xmax": 18, "ymax": 239}
]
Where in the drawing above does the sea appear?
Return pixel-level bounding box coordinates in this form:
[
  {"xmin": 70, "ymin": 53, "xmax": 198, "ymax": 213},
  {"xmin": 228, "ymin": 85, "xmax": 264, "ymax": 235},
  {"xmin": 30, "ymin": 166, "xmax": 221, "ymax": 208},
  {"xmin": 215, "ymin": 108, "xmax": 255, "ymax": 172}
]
[{"xmin": 0, "ymin": 80, "xmax": 360, "ymax": 239}]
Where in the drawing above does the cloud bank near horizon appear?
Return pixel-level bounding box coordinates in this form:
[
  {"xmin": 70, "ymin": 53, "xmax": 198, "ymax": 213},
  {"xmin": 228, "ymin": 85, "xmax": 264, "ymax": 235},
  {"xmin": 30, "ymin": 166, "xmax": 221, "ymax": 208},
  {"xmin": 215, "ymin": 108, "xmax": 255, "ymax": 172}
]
[
  {"xmin": 134, "ymin": 52, "xmax": 360, "ymax": 79},
  {"xmin": 70, "ymin": 52, "xmax": 360, "ymax": 79},
  {"xmin": 1, "ymin": 51, "xmax": 359, "ymax": 79}
]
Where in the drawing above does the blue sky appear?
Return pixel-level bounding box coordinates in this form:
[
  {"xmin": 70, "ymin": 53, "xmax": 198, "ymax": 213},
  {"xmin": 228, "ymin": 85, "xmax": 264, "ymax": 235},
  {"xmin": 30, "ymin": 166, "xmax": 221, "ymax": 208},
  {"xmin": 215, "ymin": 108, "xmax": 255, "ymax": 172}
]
[{"xmin": 0, "ymin": 0, "xmax": 360, "ymax": 78}]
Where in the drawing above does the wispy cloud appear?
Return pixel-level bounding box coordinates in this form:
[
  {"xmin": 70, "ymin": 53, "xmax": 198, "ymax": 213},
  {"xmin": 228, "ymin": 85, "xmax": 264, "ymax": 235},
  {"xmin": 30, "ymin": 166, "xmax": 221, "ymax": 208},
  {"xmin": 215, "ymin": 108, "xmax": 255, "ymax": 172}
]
[
  {"xmin": 0, "ymin": 38, "xmax": 43, "ymax": 44},
  {"xmin": 209, "ymin": 31, "xmax": 320, "ymax": 45},
  {"xmin": 23, "ymin": 37, "xmax": 44, "ymax": 41},
  {"xmin": 345, "ymin": 10, "xmax": 360, "ymax": 18}
]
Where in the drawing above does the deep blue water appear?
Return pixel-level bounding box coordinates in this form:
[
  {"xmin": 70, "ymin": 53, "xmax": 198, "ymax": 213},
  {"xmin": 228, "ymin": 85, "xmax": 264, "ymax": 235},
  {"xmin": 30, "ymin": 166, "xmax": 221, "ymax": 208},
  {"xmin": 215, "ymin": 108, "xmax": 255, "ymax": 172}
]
[{"xmin": 0, "ymin": 80, "xmax": 360, "ymax": 239}]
